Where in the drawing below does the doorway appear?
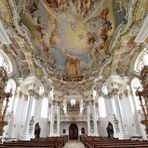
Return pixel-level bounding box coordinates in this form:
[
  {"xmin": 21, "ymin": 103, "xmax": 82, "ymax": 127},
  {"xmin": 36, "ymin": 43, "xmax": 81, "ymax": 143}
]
[{"xmin": 69, "ymin": 123, "xmax": 78, "ymax": 139}]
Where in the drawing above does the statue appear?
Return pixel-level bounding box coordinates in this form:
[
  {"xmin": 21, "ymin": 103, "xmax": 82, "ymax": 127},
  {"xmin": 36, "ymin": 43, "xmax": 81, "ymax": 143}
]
[
  {"xmin": 34, "ymin": 122, "xmax": 41, "ymax": 138},
  {"xmin": 113, "ymin": 114, "xmax": 119, "ymax": 133},
  {"xmin": 29, "ymin": 116, "xmax": 35, "ymax": 133},
  {"xmin": 90, "ymin": 120, "xmax": 94, "ymax": 132},
  {"xmin": 53, "ymin": 114, "xmax": 57, "ymax": 132}
]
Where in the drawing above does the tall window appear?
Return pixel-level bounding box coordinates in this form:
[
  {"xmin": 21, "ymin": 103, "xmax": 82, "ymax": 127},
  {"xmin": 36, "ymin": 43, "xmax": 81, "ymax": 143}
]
[
  {"xmin": 41, "ymin": 97, "xmax": 48, "ymax": 118},
  {"xmin": 0, "ymin": 51, "xmax": 13, "ymax": 73},
  {"xmin": 98, "ymin": 97, "xmax": 106, "ymax": 118},
  {"xmin": 134, "ymin": 48, "xmax": 148, "ymax": 73},
  {"xmin": 31, "ymin": 99, "xmax": 36, "ymax": 116}
]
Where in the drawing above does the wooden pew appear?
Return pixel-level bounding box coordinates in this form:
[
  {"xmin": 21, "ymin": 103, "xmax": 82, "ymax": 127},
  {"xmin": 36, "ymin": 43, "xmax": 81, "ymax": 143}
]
[
  {"xmin": 0, "ymin": 136, "xmax": 67, "ymax": 148},
  {"xmin": 80, "ymin": 135, "xmax": 148, "ymax": 148}
]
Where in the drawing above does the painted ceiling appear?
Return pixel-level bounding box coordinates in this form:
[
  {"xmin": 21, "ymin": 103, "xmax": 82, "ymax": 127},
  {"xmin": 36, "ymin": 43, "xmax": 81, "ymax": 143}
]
[
  {"xmin": 0, "ymin": 0, "xmax": 148, "ymax": 93},
  {"xmin": 20, "ymin": 0, "xmax": 127, "ymax": 79}
]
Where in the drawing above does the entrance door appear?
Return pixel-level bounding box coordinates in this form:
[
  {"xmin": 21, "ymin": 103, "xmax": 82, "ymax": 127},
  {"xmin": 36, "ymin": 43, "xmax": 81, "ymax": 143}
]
[{"xmin": 69, "ymin": 123, "xmax": 78, "ymax": 139}]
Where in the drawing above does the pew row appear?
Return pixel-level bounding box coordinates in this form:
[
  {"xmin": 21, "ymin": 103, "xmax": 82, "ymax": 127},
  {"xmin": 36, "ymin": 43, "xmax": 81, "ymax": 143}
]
[
  {"xmin": 0, "ymin": 136, "xmax": 68, "ymax": 148},
  {"xmin": 80, "ymin": 135, "xmax": 148, "ymax": 148}
]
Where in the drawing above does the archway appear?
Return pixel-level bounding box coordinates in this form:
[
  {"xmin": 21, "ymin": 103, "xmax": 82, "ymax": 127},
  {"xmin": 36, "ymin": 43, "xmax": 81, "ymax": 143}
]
[{"xmin": 69, "ymin": 123, "xmax": 78, "ymax": 139}]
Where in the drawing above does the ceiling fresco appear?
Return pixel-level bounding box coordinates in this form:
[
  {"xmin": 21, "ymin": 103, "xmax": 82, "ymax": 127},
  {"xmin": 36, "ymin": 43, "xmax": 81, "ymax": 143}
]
[
  {"xmin": 20, "ymin": 0, "xmax": 128, "ymax": 80},
  {"xmin": 0, "ymin": 0, "xmax": 147, "ymax": 94}
]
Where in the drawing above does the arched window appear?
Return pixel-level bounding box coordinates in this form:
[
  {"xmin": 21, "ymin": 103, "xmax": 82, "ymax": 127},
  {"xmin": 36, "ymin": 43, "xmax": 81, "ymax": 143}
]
[
  {"xmin": 41, "ymin": 97, "xmax": 48, "ymax": 118},
  {"xmin": 102, "ymin": 85, "xmax": 108, "ymax": 95},
  {"xmin": 0, "ymin": 50, "xmax": 13, "ymax": 73},
  {"xmin": 134, "ymin": 48, "xmax": 148, "ymax": 73}
]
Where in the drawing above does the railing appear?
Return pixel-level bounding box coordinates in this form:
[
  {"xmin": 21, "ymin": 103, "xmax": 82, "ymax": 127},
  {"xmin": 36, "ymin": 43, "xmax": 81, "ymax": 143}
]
[{"xmin": 60, "ymin": 113, "xmax": 87, "ymax": 122}]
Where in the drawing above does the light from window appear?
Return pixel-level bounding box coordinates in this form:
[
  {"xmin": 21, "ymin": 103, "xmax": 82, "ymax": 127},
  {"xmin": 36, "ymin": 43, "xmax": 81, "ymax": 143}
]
[
  {"xmin": 0, "ymin": 51, "xmax": 13, "ymax": 73},
  {"xmin": 41, "ymin": 98, "xmax": 48, "ymax": 118},
  {"xmin": 98, "ymin": 97, "xmax": 106, "ymax": 117},
  {"xmin": 111, "ymin": 98, "xmax": 117, "ymax": 114},
  {"xmin": 31, "ymin": 99, "xmax": 36, "ymax": 116}
]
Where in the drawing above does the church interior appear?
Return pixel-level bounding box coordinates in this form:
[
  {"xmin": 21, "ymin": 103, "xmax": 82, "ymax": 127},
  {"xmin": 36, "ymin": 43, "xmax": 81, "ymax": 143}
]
[{"xmin": 0, "ymin": 0, "xmax": 148, "ymax": 147}]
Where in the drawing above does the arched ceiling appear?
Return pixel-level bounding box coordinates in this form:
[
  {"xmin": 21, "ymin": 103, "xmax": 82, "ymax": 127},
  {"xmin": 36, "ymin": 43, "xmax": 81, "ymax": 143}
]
[
  {"xmin": 20, "ymin": 0, "xmax": 127, "ymax": 80},
  {"xmin": 0, "ymin": 0, "xmax": 147, "ymax": 94}
]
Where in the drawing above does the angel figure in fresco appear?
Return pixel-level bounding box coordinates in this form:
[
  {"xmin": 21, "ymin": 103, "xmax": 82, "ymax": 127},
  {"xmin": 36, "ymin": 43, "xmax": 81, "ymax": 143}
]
[
  {"xmin": 101, "ymin": 8, "xmax": 109, "ymax": 20},
  {"xmin": 46, "ymin": 0, "xmax": 67, "ymax": 9}
]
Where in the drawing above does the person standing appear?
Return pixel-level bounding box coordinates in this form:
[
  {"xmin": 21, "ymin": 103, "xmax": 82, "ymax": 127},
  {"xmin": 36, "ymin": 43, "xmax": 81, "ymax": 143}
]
[
  {"xmin": 106, "ymin": 121, "xmax": 114, "ymax": 137},
  {"xmin": 34, "ymin": 122, "xmax": 41, "ymax": 138}
]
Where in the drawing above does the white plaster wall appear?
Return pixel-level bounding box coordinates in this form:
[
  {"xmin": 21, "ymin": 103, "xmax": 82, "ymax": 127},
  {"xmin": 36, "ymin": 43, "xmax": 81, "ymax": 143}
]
[
  {"xmin": 10, "ymin": 96, "xmax": 29, "ymax": 139},
  {"xmin": 98, "ymin": 98, "xmax": 114, "ymax": 137},
  {"xmin": 37, "ymin": 118, "xmax": 50, "ymax": 137},
  {"xmin": 34, "ymin": 99, "xmax": 50, "ymax": 137},
  {"xmin": 60, "ymin": 122, "xmax": 87, "ymax": 138},
  {"xmin": 119, "ymin": 95, "xmax": 138, "ymax": 138},
  {"xmin": 99, "ymin": 117, "xmax": 110, "ymax": 136}
]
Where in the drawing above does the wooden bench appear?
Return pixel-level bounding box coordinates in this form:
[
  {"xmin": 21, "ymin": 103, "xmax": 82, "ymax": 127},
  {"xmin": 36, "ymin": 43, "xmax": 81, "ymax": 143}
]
[
  {"xmin": 80, "ymin": 135, "xmax": 148, "ymax": 148},
  {"xmin": 0, "ymin": 136, "xmax": 67, "ymax": 148}
]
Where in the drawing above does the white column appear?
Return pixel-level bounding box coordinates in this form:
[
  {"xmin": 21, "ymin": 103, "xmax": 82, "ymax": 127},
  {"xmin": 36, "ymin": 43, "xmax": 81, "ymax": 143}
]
[
  {"xmin": 57, "ymin": 105, "xmax": 60, "ymax": 136},
  {"xmin": 129, "ymin": 86, "xmax": 147, "ymax": 139},
  {"xmin": 34, "ymin": 98, "xmax": 42, "ymax": 122},
  {"xmin": 126, "ymin": 87, "xmax": 141, "ymax": 136},
  {"xmin": 87, "ymin": 105, "xmax": 91, "ymax": 136},
  {"xmin": 113, "ymin": 94, "xmax": 128, "ymax": 139},
  {"xmin": 7, "ymin": 86, "xmax": 20, "ymax": 137},
  {"xmin": 49, "ymin": 104, "xmax": 54, "ymax": 136},
  {"xmin": 92, "ymin": 102, "xmax": 99, "ymax": 136},
  {"xmin": 21, "ymin": 95, "xmax": 34, "ymax": 140}
]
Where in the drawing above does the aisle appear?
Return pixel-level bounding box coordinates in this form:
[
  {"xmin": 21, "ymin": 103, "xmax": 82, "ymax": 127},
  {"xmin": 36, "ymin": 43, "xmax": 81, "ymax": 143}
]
[{"xmin": 64, "ymin": 140, "xmax": 85, "ymax": 148}]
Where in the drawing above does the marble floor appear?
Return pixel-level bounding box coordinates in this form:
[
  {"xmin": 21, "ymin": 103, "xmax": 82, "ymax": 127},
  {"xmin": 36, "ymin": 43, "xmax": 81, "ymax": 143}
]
[{"xmin": 64, "ymin": 140, "xmax": 85, "ymax": 148}]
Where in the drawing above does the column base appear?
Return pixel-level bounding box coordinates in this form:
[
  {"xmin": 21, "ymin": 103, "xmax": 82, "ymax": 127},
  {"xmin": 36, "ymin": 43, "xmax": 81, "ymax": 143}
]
[
  {"xmin": 20, "ymin": 133, "xmax": 35, "ymax": 140},
  {"xmin": 114, "ymin": 132, "xmax": 129, "ymax": 139},
  {"xmin": 87, "ymin": 132, "xmax": 99, "ymax": 136},
  {"xmin": 49, "ymin": 133, "xmax": 60, "ymax": 137}
]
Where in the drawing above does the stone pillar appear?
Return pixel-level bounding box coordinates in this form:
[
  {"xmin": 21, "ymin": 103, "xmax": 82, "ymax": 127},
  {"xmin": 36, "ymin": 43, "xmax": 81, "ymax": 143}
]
[
  {"xmin": 57, "ymin": 103, "xmax": 60, "ymax": 136},
  {"xmin": 126, "ymin": 87, "xmax": 141, "ymax": 136},
  {"xmin": 113, "ymin": 94, "xmax": 128, "ymax": 139},
  {"xmin": 49, "ymin": 101, "xmax": 60, "ymax": 137},
  {"xmin": 80, "ymin": 100, "xmax": 83, "ymax": 114},
  {"xmin": 92, "ymin": 101, "xmax": 99, "ymax": 136},
  {"xmin": 129, "ymin": 85, "xmax": 147, "ymax": 139},
  {"xmin": 21, "ymin": 94, "xmax": 35, "ymax": 140},
  {"xmin": 63, "ymin": 100, "xmax": 67, "ymax": 114},
  {"xmin": 86, "ymin": 103, "xmax": 91, "ymax": 136},
  {"xmin": 7, "ymin": 86, "xmax": 20, "ymax": 137},
  {"xmin": 34, "ymin": 97, "xmax": 42, "ymax": 122},
  {"xmin": 49, "ymin": 102, "xmax": 55, "ymax": 137}
]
